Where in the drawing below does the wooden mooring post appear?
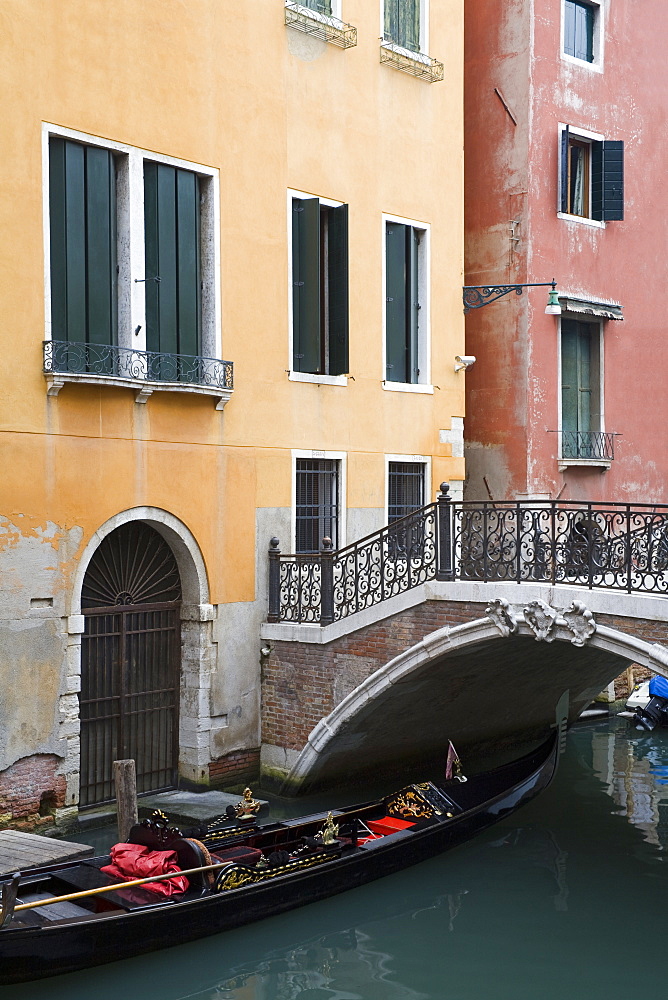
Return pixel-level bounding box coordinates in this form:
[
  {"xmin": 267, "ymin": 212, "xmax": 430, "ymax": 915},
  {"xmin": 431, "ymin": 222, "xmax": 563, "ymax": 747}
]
[{"xmin": 114, "ymin": 759, "xmax": 138, "ymax": 842}]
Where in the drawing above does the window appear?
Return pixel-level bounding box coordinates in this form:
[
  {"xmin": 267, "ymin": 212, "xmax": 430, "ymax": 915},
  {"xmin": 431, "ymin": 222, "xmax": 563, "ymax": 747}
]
[
  {"xmin": 564, "ymin": 1, "xmax": 594, "ymax": 62},
  {"xmin": 560, "ymin": 127, "xmax": 624, "ymax": 222},
  {"xmin": 49, "ymin": 137, "xmax": 118, "ymax": 349},
  {"xmin": 388, "ymin": 462, "xmax": 425, "ymax": 523},
  {"xmin": 384, "ymin": 219, "xmax": 428, "ymax": 385},
  {"xmin": 295, "ymin": 459, "xmax": 340, "ymax": 553},
  {"xmin": 384, "ymin": 0, "xmax": 422, "ymax": 54},
  {"xmin": 561, "ymin": 319, "xmax": 607, "ymax": 460},
  {"xmin": 44, "ymin": 127, "xmax": 227, "ymax": 403},
  {"xmin": 291, "ymin": 196, "xmax": 349, "ymax": 377}
]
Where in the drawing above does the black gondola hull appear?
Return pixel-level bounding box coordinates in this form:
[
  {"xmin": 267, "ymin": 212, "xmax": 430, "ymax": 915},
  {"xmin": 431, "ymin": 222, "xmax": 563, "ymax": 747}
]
[{"xmin": 0, "ymin": 736, "xmax": 558, "ymax": 984}]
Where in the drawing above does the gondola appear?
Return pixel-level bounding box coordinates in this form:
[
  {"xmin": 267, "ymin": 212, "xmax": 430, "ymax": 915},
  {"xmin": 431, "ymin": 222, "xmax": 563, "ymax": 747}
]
[{"xmin": 0, "ymin": 733, "xmax": 559, "ymax": 985}]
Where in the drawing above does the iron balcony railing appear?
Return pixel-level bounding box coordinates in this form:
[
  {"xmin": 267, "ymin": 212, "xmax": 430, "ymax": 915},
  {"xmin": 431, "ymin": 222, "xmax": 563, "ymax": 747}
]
[
  {"xmin": 268, "ymin": 486, "xmax": 668, "ymax": 625},
  {"xmin": 44, "ymin": 340, "xmax": 233, "ymax": 391},
  {"xmin": 561, "ymin": 430, "xmax": 615, "ymax": 461}
]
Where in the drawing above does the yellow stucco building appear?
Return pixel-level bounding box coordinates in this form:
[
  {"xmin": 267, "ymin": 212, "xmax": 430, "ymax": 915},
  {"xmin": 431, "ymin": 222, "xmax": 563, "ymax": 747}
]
[{"xmin": 0, "ymin": 0, "xmax": 464, "ymax": 826}]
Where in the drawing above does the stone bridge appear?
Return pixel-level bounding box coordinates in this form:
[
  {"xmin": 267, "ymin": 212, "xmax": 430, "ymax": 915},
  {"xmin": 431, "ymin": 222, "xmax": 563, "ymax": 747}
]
[{"xmin": 260, "ymin": 579, "xmax": 668, "ymax": 793}]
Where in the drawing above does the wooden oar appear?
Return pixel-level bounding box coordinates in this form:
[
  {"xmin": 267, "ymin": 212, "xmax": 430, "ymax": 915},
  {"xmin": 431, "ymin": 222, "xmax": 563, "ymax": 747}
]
[{"xmin": 1, "ymin": 859, "xmax": 235, "ymax": 924}]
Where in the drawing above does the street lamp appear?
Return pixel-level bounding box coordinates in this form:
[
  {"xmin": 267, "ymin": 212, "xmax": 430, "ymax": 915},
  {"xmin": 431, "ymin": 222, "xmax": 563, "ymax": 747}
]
[{"xmin": 462, "ymin": 280, "xmax": 561, "ymax": 315}]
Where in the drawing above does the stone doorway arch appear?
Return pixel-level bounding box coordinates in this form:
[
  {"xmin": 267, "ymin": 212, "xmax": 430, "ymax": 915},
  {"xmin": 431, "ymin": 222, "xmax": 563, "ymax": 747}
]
[{"xmin": 68, "ymin": 508, "xmax": 214, "ymax": 809}]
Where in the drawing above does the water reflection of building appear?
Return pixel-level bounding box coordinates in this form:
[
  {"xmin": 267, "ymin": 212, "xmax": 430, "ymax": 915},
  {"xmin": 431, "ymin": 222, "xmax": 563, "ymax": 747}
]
[{"xmin": 591, "ymin": 728, "xmax": 668, "ymax": 848}]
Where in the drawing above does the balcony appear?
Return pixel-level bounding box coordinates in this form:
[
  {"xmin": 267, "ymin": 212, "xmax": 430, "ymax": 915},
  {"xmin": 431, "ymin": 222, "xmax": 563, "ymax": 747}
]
[
  {"xmin": 43, "ymin": 340, "xmax": 233, "ymax": 409},
  {"xmin": 558, "ymin": 431, "xmax": 615, "ymax": 471}
]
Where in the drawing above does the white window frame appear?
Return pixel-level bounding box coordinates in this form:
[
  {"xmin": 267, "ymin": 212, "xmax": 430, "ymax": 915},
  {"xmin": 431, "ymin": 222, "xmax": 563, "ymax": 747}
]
[
  {"xmin": 557, "ymin": 123, "xmax": 606, "ymax": 228},
  {"xmin": 560, "ymin": 0, "xmax": 605, "ymax": 73},
  {"xmin": 380, "ymin": 0, "xmax": 430, "ymax": 57},
  {"xmin": 557, "ymin": 314, "xmax": 608, "ymax": 470},
  {"xmin": 291, "ymin": 450, "xmax": 347, "ymax": 552},
  {"xmin": 287, "ymin": 188, "xmax": 348, "ymax": 387},
  {"xmin": 42, "ymin": 123, "xmax": 221, "ymax": 362},
  {"xmin": 385, "ymin": 454, "xmax": 431, "ymax": 524},
  {"xmin": 382, "ymin": 212, "xmax": 432, "ymax": 393}
]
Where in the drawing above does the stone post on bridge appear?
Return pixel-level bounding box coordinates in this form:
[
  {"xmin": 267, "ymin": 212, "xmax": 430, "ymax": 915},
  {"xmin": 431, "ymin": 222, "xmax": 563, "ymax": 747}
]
[{"xmin": 437, "ymin": 482, "xmax": 454, "ymax": 581}]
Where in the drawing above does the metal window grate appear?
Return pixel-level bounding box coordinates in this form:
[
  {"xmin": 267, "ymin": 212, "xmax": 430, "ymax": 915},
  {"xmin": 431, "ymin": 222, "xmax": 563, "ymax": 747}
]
[
  {"xmin": 561, "ymin": 430, "xmax": 615, "ymax": 461},
  {"xmin": 296, "ymin": 459, "xmax": 339, "ymax": 553},
  {"xmin": 388, "ymin": 462, "xmax": 425, "ymax": 523}
]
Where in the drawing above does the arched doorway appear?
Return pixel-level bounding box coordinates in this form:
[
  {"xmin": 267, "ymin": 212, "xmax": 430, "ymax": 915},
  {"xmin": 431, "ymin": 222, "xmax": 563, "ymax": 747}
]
[{"xmin": 79, "ymin": 522, "xmax": 182, "ymax": 806}]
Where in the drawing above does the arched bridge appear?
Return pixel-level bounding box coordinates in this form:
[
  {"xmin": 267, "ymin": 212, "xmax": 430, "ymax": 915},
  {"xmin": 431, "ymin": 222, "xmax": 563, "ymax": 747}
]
[{"xmin": 261, "ymin": 489, "xmax": 668, "ymax": 793}]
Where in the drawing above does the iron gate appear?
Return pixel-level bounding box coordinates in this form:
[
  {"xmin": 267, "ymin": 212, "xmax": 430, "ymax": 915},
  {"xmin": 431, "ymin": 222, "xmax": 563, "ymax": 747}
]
[{"xmin": 79, "ymin": 523, "xmax": 182, "ymax": 806}]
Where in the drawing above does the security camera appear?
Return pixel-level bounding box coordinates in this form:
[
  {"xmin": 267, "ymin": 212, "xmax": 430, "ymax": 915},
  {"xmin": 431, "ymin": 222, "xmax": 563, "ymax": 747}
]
[{"xmin": 454, "ymin": 355, "xmax": 476, "ymax": 372}]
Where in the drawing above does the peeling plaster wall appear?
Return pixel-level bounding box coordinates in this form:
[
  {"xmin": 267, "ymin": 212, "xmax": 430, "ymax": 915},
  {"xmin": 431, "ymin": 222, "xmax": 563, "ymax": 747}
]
[{"xmin": 0, "ymin": 517, "xmax": 84, "ymax": 774}]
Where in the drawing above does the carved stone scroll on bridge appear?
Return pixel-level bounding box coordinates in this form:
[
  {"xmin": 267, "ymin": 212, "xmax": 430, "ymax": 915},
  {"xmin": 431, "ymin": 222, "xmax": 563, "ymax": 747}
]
[
  {"xmin": 524, "ymin": 599, "xmax": 596, "ymax": 646},
  {"xmin": 487, "ymin": 597, "xmax": 597, "ymax": 646},
  {"xmin": 561, "ymin": 600, "xmax": 597, "ymax": 646},
  {"xmin": 486, "ymin": 598, "xmax": 518, "ymax": 637}
]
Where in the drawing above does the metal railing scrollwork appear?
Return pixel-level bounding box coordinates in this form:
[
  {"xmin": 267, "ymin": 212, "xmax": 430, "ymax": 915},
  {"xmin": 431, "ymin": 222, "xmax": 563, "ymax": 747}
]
[
  {"xmin": 268, "ymin": 488, "xmax": 668, "ymax": 625},
  {"xmin": 44, "ymin": 340, "xmax": 233, "ymax": 391}
]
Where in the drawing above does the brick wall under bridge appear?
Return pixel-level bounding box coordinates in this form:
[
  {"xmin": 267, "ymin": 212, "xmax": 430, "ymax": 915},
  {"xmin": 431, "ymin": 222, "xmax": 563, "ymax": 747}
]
[{"xmin": 260, "ymin": 580, "xmax": 668, "ymax": 793}]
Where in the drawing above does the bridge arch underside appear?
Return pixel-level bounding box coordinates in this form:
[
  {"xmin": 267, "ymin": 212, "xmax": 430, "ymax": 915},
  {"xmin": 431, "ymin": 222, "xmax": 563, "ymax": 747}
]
[{"xmin": 284, "ymin": 622, "xmax": 666, "ymax": 795}]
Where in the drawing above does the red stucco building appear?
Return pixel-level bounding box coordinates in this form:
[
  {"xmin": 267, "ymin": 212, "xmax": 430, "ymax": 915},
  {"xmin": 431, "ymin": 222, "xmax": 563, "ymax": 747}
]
[{"xmin": 464, "ymin": 0, "xmax": 668, "ymax": 503}]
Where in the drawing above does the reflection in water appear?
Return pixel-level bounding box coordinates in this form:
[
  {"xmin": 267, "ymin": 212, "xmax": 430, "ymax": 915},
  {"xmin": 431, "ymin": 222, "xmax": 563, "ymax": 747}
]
[
  {"xmin": 4, "ymin": 717, "xmax": 668, "ymax": 1000},
  {"xmin": 591, "ymin": 721, "xmax": 668, "ymax": 847}
]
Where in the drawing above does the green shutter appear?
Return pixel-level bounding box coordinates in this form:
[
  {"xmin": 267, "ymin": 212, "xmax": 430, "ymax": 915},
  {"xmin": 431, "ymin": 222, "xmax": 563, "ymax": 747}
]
[
  {"xmin": 386, "ymin": 222, "xmax": 408, "ymax": 382},
  {"xmin": 327, "ymin": 203, "xmax": 348, "ymax": 376},
  {"xmin": 562, "ymin": 320, "xmax": 593, "ymax": 442},
  {"xmin": 49, "ymin": 138, "xmax": 69, "ymax": 343},
  {"xmin": 85, "ymin": 146, "xmax": 116, "ymax": 347},
  {"xmin": 385, "ymin": 0, "xmax": 420, "ymax": 51},
  {"xmin": 144, "ymin": 163, "xmax": 201, "ymax": 360},
  {"xmin": 564, "ymin": 2, "xmax": 576, "ymax": 56},
  {"xmin": 561, "ymin": 321, "xmax": 580, "ymax": 437},
  {"xmin": 49, "ymin": 138, "xmax": 116, "ymax": 349},
  {"xmin": 592, "ymin": 140, "xmax": 624, "ymax": 222},
  {"xmin": 144, "ymin": 162, "xmax": 160, "ymax": 354},
  {"xmin": 409, "ymin": 229, "xmax": 420, "ymax": 383},
  {"xmin": 292, "ymin": 198, "xmax": 321, "ymax": 373},
  {"xmin": 577, "ymin": 327, "xmax": 592, "ymax": 434},
  {"xmin": 176, "ymin": 169, "xmax": 200, "ymax": 358}
]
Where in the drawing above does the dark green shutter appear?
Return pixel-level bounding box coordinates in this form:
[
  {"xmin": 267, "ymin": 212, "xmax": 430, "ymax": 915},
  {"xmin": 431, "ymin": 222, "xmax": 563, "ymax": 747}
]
[
  {"xmin": 386, "ymin": 222, "xmax": 408, "ymax": 383},
  {"xmin": 144, "ymin": 163, "xmax": 201, "ymax": 360},
  {"xmin": 292, "ymin": 198, "xmax": 321, "ymax": 373},
  {"xmin": 49, "ymin": 137, "xmax": 116, "ymax": 349},
  {"xmin": 594, "ymin": 139, "xmax": 624, "ymax": 222},
  {"xmin": 176, "ymin": 169, "xmax": 200, "ymax": 358},
  {"xmin": 328, "ymin": 203, "xmax": 348, "ymax": 376},
  {"xmin": 409, "ymin": 229, "xmax": 420, "ymax": 382},
  {"xmin": 86, "ymin": 146, "xmax": 116, "ymax": 347}
]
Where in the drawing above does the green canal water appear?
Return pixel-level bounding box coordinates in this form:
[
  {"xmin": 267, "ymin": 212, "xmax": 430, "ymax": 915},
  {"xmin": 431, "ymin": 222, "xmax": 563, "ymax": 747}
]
[{"xmin": 4, "ymin": 716, "xmax": 668, "ymax": 1000}]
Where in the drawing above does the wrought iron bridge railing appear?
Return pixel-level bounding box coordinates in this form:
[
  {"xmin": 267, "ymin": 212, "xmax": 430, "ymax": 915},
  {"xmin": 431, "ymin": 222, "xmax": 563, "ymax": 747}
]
[
  {"xmin": 44, "ymin": 340, "xmax": 233, "ymax": 391},
  {"xmin": 268, "ymin": 486, "xmax": 668, "ymax": 625}
]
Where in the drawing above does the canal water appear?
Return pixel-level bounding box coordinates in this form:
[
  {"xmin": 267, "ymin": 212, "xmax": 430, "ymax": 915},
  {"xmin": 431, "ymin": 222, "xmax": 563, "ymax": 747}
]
[{"xmin": 4, "ymin": 715, "xmax": 668, "ymax": 1000}]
